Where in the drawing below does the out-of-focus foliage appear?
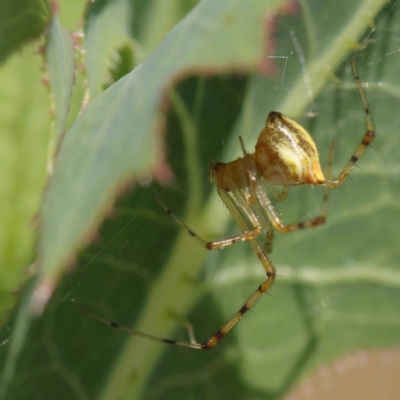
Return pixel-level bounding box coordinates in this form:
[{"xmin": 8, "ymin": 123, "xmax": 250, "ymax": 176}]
[{"xmin": 0, "ymin": 0, "xmax": 50, "ymax": 64}]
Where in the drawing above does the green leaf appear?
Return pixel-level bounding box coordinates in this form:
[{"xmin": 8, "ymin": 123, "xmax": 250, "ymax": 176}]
[
  {"xmin": 46, "ymin": 15, "xmax": 76, "ymax": 140},
  {"xmin": 1, "ymin": 0, "xmax": 399, "ymax": 399},
  {"xmin": 0, "ymin": 48, "xmax": 50, "ymax": 321},
  {"xmin": 0, "ymin": 0, "xmax": 50, "ymax": 64},
  {"xmin": 132, "ymin": 0, "xmax": 201, "ymax": 59},
  {"xmin": 85, "ymin": 0, "xmax": 133, "ymax": 97}
]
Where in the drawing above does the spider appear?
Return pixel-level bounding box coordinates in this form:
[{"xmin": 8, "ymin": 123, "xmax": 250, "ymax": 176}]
[{"xmin": 81, "ymin": 54, "xmax": 374, "ymax": 350}]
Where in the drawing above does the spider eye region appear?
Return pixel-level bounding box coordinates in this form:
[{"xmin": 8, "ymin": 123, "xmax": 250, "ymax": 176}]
[{"xmin": 255, "ymin": 112, "xmax": 325, "ymax": 186}]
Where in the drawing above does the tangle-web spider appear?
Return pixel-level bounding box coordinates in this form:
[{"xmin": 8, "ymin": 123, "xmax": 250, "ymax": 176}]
[{"xmin": 81, "ymin": 55, "xmax": 374, "ymax": 350}]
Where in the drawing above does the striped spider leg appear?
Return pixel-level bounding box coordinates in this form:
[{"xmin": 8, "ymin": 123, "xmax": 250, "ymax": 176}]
[{"xmin": 81, "ymin": 54, "xmax": 374, "ymax": 349}]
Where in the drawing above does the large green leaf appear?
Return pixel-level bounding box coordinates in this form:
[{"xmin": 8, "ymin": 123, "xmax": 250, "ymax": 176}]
[
  {"xmin": 1, "ymin": 0, "xmax": 399, "ymax": 399},
  {"xmin": 46, "ymin": 15, "xmax": 76, "ymax": 141},
  {"xmin": 0, "ymin": 48, "xmax": 50, "ymax": 320}
]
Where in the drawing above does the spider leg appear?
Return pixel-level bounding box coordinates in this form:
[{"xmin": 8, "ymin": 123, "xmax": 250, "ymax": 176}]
[
  {"xmin": 265, "ymin": 228, "xmax": 274, "ymax": 253},
  {"xmin": 324, "ymin": 54, "xmax": 375, "ymax": 188},
  {"xmin": 198, "ymin": 186, "xmax": 276, "ymax": 349},
  {"xmin": 79, "ymin": 306, "xmax": 204, "ymax": 349},
  {"xmin": 154, "ymin": 193, "xmax": 262, "ymax": 249},
  {"xmin": 201, "ymin": 274, "xmax": 275, "ymax": 349},
  {"xmin": 226, "ymin": 154, "xmax": 275, "ymax": 253},
  {"xmin": 81, "ymin": 184, "xmax": 277, "ymax": 350},
  {"xmin": 237, "ymin": 150, "xmax": 259, "ymax": 206},
  {"xmin": 254, "ymin": 181, "xmax": 326, "ymax": 233},
  {"xmin": 224, "ymin": 175, "xmax": 277, "ymax": 256}
]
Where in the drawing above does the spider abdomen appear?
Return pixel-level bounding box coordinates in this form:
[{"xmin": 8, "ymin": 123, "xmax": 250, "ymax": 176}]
[{"xmin": 255, "ymin": 111, "xmax": 325, "ymax": 185}]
